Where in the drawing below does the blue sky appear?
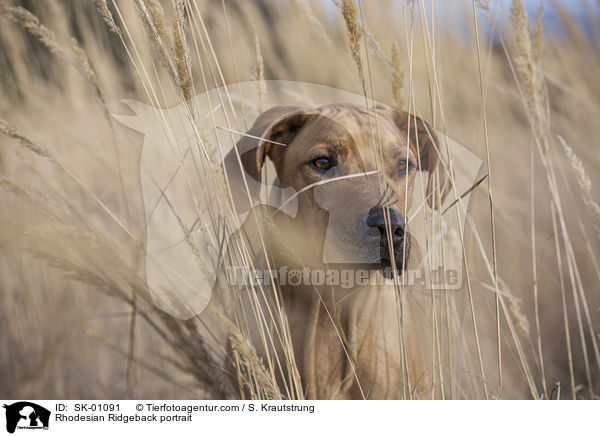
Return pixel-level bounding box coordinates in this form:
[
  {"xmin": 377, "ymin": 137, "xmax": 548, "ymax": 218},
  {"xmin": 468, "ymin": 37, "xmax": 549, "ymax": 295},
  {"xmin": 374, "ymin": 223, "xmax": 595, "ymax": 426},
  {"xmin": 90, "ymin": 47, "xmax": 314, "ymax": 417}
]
[
  {"xmin": 316, "ymin": 0, "xmax": 600, "ymax": 37},
  {"xmin": 422, "ymin": 0, "xmax": 599, "ymax": 36}
]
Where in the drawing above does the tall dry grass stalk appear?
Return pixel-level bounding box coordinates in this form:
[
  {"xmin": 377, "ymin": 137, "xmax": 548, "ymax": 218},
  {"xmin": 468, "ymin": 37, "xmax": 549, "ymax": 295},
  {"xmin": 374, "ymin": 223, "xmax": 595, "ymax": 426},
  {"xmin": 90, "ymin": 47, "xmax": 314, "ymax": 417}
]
[
  {"xmin": 172, "ymin": 0, "xmax": 192, "ymax": 103},
  {"xmin": 210, "ymin": 307, "xmax": 282, "ymax": 400},
  {"xmin": 0, "ymin": 5, "xmax": 106, "ymax": 110},
  {"xmin": 510, "ymin": 0, "xmax": 546, "ymax": 130},
  {"xmin": 94, "ymin": 0, "xmax": 122, "ymax": 36},
  {"xmin": 0, "ymin": 118, "xmax": 52, "ymax": 160},
  {"xmin": 136, "ymin": 0, "xmax": 192, "ymax": 103},
  {"xmin": 558, "ymin": 136, "xmax": 600, "ymax": 243},
  {"xmin": 338, "ymin": 0, "xmax": 364, "ymax": 88},
  {"xmin": 507, "ymin": 0, "xmax": 600, "ymax": 399},
  {"xmin": 391, "ymin": 41, "xmax": 405, "ymax": 109},
  {"xmin": 249, "ymin": 17, "xmax": 267, "ymax": 112}
]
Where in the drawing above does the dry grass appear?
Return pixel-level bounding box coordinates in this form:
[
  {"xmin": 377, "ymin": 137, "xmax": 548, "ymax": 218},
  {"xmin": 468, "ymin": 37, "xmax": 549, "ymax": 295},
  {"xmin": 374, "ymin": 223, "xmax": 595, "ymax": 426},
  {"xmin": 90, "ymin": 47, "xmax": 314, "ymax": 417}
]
[{"xmin": 0, "ymin": 0, "xmax": 599, "ymax": 399}]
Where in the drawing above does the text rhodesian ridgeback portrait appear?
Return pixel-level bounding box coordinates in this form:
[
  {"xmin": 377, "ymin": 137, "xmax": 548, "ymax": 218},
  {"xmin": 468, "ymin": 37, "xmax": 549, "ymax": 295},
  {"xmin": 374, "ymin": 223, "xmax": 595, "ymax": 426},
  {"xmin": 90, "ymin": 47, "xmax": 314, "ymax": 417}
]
[{"xmin": 204, "ymin": 102, "xmax": 452, "ymax": 399}]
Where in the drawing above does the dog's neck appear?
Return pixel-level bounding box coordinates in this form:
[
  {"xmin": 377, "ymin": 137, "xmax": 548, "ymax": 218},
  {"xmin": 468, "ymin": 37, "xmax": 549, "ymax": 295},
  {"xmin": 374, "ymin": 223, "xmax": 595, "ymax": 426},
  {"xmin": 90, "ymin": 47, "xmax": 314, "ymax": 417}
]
[
  {"xmin": 232, "ymin": 205, "xmax": 433, "ymax": 399},
  {"xmin": 273, "ymin": 279, "xmax": 431, "ymax": 399}
]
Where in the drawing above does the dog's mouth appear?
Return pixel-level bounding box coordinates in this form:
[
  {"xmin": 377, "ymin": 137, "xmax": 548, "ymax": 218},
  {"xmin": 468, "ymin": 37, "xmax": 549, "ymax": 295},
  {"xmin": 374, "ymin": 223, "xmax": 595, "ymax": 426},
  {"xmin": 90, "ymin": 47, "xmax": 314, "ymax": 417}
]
[{"xmin": 376, "ymin": 233, "xmax": 410, "ymax": 279}]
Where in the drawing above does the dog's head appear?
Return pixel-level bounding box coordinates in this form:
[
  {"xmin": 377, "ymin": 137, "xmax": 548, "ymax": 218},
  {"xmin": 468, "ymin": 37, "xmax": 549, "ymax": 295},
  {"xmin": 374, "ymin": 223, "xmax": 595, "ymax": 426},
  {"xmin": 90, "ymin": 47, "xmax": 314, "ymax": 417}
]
[{"xmin": 225, "ymin": 103, "xmax": 449, "ymax": 277}]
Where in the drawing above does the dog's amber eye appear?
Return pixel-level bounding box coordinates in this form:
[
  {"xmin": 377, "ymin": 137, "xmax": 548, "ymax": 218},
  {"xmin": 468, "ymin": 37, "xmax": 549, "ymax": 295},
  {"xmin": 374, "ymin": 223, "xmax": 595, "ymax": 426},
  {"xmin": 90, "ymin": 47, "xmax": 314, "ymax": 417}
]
[
  {"xmin": 312, "ymin": 157, "xmax": 333, "ymax": 171},
  {"xmin": 398, "ymin": 158, "xmax": 413, "ymax": 175}
]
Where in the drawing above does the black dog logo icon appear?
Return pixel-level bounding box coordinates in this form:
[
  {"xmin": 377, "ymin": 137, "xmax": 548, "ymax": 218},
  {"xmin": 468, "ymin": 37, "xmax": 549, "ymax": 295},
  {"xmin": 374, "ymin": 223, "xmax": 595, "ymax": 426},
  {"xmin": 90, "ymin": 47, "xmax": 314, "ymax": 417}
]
[{"xmin": 3, "ymin": 402, "xmax": 50, "ymax": 434}]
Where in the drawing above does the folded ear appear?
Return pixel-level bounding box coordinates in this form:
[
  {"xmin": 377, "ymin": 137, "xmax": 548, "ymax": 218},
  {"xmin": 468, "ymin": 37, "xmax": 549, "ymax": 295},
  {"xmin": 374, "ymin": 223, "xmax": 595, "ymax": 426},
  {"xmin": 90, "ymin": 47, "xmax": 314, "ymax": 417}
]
[
  {"xmin": 223, "ymin": 106, "xmax": 314, "ymax": 213},
  {"xmin": 384, "ymin": 107, "xmax": 450, "ymax": 209}
]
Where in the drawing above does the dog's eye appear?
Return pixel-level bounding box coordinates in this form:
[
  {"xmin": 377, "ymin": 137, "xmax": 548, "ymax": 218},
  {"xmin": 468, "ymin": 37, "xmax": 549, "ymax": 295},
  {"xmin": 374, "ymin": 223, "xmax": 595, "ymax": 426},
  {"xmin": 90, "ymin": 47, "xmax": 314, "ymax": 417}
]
[
  {"xmin": 312, "ymin": 157, "xmax": 334, "ymax": 171},
  {"xmin": 398, "ymin": 158, "xmax": 414, "ymax": 176}
]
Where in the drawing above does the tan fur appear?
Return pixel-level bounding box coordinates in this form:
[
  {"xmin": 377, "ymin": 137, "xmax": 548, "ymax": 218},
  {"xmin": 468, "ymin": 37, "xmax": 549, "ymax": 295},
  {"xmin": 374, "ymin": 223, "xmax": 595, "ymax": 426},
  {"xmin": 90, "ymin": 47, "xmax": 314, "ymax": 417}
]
[{"xmin": 211, "ymin": 103, "xmax": 446, "ymax": 399}]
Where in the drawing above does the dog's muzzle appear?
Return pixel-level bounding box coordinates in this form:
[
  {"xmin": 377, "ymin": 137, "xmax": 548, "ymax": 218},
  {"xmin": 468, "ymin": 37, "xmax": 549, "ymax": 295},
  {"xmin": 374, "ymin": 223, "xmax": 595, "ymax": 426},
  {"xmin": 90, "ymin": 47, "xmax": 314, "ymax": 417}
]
[{"xmin": 366, "ymin": 206, "xmax": 409, "ymax": 278}]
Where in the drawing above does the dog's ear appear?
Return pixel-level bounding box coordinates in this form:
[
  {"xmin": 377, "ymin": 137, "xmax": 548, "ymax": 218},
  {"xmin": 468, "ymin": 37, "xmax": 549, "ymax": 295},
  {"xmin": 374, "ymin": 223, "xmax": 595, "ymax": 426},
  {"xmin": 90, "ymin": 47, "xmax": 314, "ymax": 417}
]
[
  {"xmin": 385, "ymin": 107, "xmax": 450, "ymax": 209},
  {"xmin": 224, "ymin": 106, "xmax": 314, "ymax": 212}
]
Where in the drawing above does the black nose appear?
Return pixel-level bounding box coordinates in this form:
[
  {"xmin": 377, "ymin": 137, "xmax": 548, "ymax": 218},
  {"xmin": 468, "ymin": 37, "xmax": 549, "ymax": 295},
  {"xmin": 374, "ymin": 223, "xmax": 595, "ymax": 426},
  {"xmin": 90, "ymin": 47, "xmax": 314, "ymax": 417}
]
[{"xmin": 366, "ymin": 207, "xmax": 405, "ymax": 243}]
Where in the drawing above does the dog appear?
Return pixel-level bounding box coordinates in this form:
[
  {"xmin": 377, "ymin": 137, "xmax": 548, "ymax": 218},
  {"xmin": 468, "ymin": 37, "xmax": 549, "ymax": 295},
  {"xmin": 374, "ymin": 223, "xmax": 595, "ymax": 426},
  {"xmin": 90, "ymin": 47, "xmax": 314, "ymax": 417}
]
[{"xmin": 206, "ymin": 102, "xmax": 449, "ymax": 399}]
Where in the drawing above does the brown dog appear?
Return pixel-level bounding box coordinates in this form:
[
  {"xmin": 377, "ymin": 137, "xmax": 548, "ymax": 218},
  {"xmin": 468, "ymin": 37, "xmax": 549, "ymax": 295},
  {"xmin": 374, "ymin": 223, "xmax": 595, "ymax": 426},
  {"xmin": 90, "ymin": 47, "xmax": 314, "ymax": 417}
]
[{"xmin": 209, "ymin": 102, "xmax": 449, "ymax": 399}]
